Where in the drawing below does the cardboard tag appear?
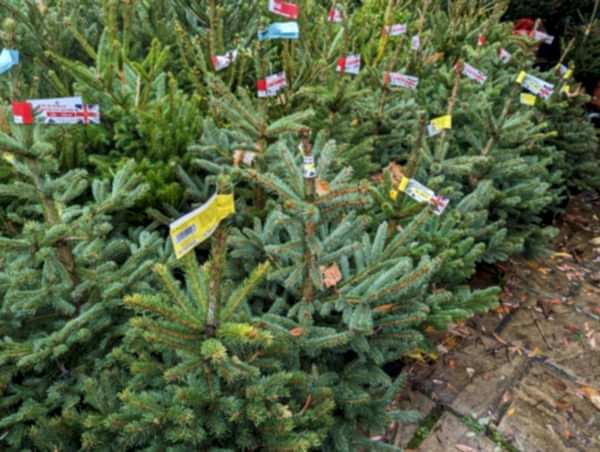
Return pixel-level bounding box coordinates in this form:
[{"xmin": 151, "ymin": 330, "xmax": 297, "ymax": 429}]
[
  {"xmin": 384, "ymin": 23, "xmax": 407, "ymax": 36},
  {"xmin": 268, "ymin": 0, "xmax": 299, "ymax": 19},
  {"xmin": 559, "ymin": 64, "xmax": 573, "ymax": 80},
  {"xmin": 258, "ymin": 21, "xmax": 299, "ymax": 41},
  {"xmin": 384, "ymin": 72, "xmax": 418, "ymax": 90},
  {"xmin": 411, "ymin": 34, "xmax": 421, "ymax": 50},
  {"xmin": 337, "ymin": 54, "xmax": 361, "ymax": 75},
  {"xmin": 533, "ymin": 30, "xmax": 554, "ymax": 44},
  {"xmin": 211, "ymin": 50, "xmax": 238, "ymax": 71},
  {"xmin": 478, "ymin": 34, "xmax": 486, "ymax": 46},
  {"xmin": 0, "ymin": 49, "xmax": 19, "ymax": 74},
  {"xmin": 516, "ymin": 71, "xmax": 554, "ymax": 100},
  {"xmin": 303, "ymin": 155, "xmax": 316, "ymax": 178},
  {"xmin": 499, "ymin": 48, "xmax": 512, "ymax": 64},
  {"xmin": 12, "ymin": 97, "xmax": 100, "ymax": 125},
  {"xmin": 169, "ymin": 194, "xmax": 235, "ymax": 259},
  {"xmin": 327, "ymin": 7, "xmax": 343, "ymax": 23},
  {"xmin": 257, "ymin": 71, "xmax": 287, "ymax": 97},
  {"xmin": 391, "ymin": 176, "xmax": 449, "ymax": 215},
  {"xmin": 462, "ymin": 62, "xmax": 487, "ymax": 85},
  {"xmin": 431, "ymin": 115, "xmax": 452, "ymax": 130},
  {"xmin": 520, "ymin": 93, "xmax": 537, "ymax": 106}
]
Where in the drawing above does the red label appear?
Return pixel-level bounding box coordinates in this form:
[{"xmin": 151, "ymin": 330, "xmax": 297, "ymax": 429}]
[{"xmin": 11, "ymin": 101, "xmax": 33, "ymax": 125}]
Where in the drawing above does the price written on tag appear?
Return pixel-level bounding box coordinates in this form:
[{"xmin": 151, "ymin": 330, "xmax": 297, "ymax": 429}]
[
  {"xmin": 257, "ymin": 72, "xmax": 287, "ymax": 97},
  {"xmin": 170, "ymin": 194, "xmax": 235, "ymax": 259},
  {"xmin": 337, "ymin": 55, "xmax": 361, "ymax": 75}
]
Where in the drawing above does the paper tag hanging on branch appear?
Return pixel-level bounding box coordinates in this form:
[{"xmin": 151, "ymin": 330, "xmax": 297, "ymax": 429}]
[
  {"xmin": 0, "ymin": 49, "xmax": 19, "ymax": 74},
  {"xmin": 520, "ymin": 93, "xmax": 537, "ymax": 106},
  {"xmin": 516, "ymin": 71, "xmax": 554, "ymax": 100},
  {"xmin": 211, "ymin": 50, "xmax": 238, "ymax": 71},
  {"xmin": 384, "ymin": 72, "xmax": 419, "ymax": 90},
  {"xmin": 327, "ymin": 7, "xmax": 343, "ymax": 23},
  {"xmin": 462, "ymin": 62, "xmax": 487, "ymax": 85},
  {"xmin": 533, "ymin": 30, "xmax": 554, "ymax": 44},
  {"xmin": 560, "ymin": 84, "xmax": 572, "ymax": 95},
  {"xmin": 499, "ymin": 48, "xmax": 512, "ymax": 64},
  {"xmin": 258, "ymin": 22, "xmax": 299, "ymax": 40},
  {"xmin": 337, "ymin": 54, "xmax": 361, "ymax": 75},
  {"xmin": 12, "ymin": 96, "xmax": 100, "ymax": 125},
  {"xmin": 303, "ymin": 155, "xmax": 317, "ymax": 178},
  {"xmin": 383, "ymin": 23, "xmax": 407, "ymax": 36},
  {"xmin": 257, "ymin": 71, "xmax": 287, "ymax": 97},
  {"xmin": 427, "ymin": 115, "xmax": 452, "ymax": 137},
  {"xmin": 268, "ymin": 0, "xmax": 299, "ymax": 19},
  {"xmin": 478, "ymin": 34, "xmax": 486, "ymax": 46},
  {"xmin": 411, "ymin": 34, "xmax": 421, "ymax": 50},
  {"xmin": 170, "ymin": 193, "xmax": 235, "ymax": 259},
  {"xmin": 390, "ymin": 176, "xmax": 449, "ymax": 216},
  {"xmin": 233, "ymin": 150, "xmax": 256, "ymax": 167},
  {"xmin": 321, "ymin": 263, "xmax": 342, "ymax": 288}
]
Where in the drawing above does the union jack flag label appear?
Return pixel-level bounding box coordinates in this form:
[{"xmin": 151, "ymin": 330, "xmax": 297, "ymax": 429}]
[
  {"xmin": 384, "ymin": 72, "xmax": 418, "ymax": 90},
  {"xmin": 383, "ymin": 23, "xmax": 407, "ymax": 36},
  {"xmin": 337, "ymin": 55, "xmax": 360, "ymax": 75},
  {"xmin": 462, "ymin": 63, "xmax": 487, "ymax": 85}
]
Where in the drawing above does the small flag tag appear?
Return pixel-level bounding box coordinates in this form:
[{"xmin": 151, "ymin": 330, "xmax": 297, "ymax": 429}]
[
  {"xmin": 462, "ymin": 62, "xmax": 487, "ymax": 85},
  {"xmin": 303, "ymin": 155, "xmax": 316, "ymax": 178},
  {"xmin": 268, "ymin": 0, "xmax": 299, "ymax": 19},
  {"xmin": 258, "ymin": 22, "xmax": 299, "ymax": 41},
  {"xmin": 327, "ymin": 7, "xmax": 343, "ymax": 23},
  {"xmin": 169, "ymin": 193, "xmax": 235, "ymax": 259},
  {"xmin": 383, "ymin": 23, "xmax": 407, "ymax": 36},
  {"xmin": 0, "ymin": 49, "xmax": 19, "ymax": 74},
  {"xmin": 384, "ymin": 72, "xmax": 419, "ymax": 90},
  {"xmin": 516, "ymin": 71, "xmax": 554, "ymax": 100},
  {"xmin": 391, "ymin": 176, "xmax": 449, "ymax": 215},
  {"xmin": 337, "ymin": 54, "xmax": 361, "ymax": 75},
  {"xmin": 411, "ymin": 34, "xmax": 421, "ymax": 50},
  {"xmin": 520, "ymin": 93, "xmax": 537, "ymax": 106},
  {"xmin": 478, "ymin": 34, "xmax": 486, "ymax": 46},
  {"xmin": 499, "ymin": 48, "xmax": 512, "ymax": 64},
  {"xmin": 533, "ymin": 30, "xmax": 554, "ymax": 44},
  {"xmin": 211, "ymin": 50, "xmax": 238, "ymax": 71},
  {"xmin": 257, "ymin": 71, "xmax": 287, "ymax": 97}
]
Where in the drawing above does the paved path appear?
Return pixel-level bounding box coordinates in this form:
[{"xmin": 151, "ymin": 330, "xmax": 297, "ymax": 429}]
[{"xmin": 386, "ymin": 194, "xmax": 600, "ymax": 451}]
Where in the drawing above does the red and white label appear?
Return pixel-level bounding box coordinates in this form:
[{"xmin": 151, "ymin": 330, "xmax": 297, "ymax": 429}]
[
  {"xmin": 384, "ymin": 72, "xmax": 419, "ymax": 90},
  {"xmin": 499, "ymin": 48, "xmax": 512, "ymax": 63},
  {"xmin": 257, "ymin": 71, "xmax": 287, "ymax": 97},
  {"xmin": 478, "ymin": 34, "xmax": 486, "ymax": 46},
  {"xmin": 211, "ymin": 50, "xmax": 238, "ymax": 71},
  {"xmin": 462, "ymin": 63, "xmax": 487, "ymax": 85},
  {"xmin": 268, "ymin": 0, "xmax": 299, "ymax": 19},
  {"xmin": 327, "ymin": 7, "xmax": 343, "ymax": 23},
  {"xmin": 384, "ymin": 23, "xmax": 407, "ymax": 36},
  {"xmin": 13, "ymin": 96, "xmax": 100, "ymax": 125},
  {"xmin": 337, "ymin": 55, "xmax": 360, "ymax": 75}
]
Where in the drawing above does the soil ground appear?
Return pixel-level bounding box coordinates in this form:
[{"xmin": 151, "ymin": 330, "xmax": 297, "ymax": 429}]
[{"xmin": 384, "ymin": 193, "xmax": 600, "ymax": 451}]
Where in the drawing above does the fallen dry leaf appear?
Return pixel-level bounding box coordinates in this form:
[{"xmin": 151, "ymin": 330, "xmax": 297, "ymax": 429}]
[
  {"xmin": 289, "ymin": 327, "xmax": 303, "ymax": 337},
  {"xmin": 579, "ymin": 386, "xmax": 600, "ymax": 410},
  {"xmin": 506, "ymin": 406, "xmax": 516, "ymax": 417},
  {"xmin": 373, "ymin": 304, "xmax": 394, "ymax": 314},
  {"xmin": 455, "ymin": 445, "xmax": 477, "ymax": 452},
  {"xmin": 321, "ymin": 263, "xmax": 342, "ymax": 288}
]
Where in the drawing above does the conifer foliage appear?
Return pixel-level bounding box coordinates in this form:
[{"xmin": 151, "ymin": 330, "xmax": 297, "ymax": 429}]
[{"xmin": 0, "ymin": 0, "xmax": 598, "ymax": 450}]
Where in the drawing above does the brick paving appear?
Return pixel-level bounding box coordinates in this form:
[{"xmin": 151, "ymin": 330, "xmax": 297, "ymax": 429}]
[{"xmin": 385, "ymin": 194, "xmax": 600, "ymax": 451}]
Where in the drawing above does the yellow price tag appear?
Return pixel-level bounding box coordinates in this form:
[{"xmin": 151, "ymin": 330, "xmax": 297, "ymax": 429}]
[
  {"xmin": 563, "ymin": 69, "xmax": 573, "ymax": 80},
  {"xmin": 170, "ymin": 194, "xmax": 235, "ymax": 259},
  {"xmin": 431, "ymin": 115, "xmax": 452, "ymax": 130},
  {"xmin": 561, "ymin": 84, "xmax": 571, "ymax": 95},
  {"xmin": 390, "ymin": 190, "xmax": 398, "ymax": 201},
  {"xmin": 2, "ymin": 152, "xmax": 15, "ymax": 163},
  {"xmin": 520, "ymin": 93, "xmax": 536, "ymax": 106},
  {"xmin": 516, "ymin": 71, "xmax": 526, "ymax": 84},
  {"xmin": 398, "ymin": 176, "xmax": 410, "ymax": 192}
]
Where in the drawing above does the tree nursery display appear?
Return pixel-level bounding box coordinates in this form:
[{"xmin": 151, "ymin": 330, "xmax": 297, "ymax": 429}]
[{"xmin": 0, "ymin": 0, "xmax": 598, "ymax": 451}]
